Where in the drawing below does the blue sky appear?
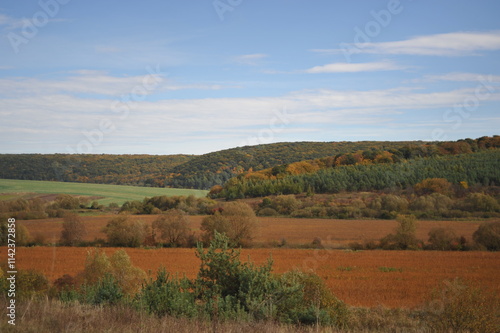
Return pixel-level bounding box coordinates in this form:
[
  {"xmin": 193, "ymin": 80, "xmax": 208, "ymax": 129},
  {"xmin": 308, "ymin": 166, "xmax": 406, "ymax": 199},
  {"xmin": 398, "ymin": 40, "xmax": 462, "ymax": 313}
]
[{"xmin": 1, "ymin": 0, "xmax": 500, "ymax": 155}]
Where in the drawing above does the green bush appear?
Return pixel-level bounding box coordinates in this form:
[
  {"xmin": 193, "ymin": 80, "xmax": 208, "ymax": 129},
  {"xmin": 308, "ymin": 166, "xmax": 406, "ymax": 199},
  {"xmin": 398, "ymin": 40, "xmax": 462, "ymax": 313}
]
[
  {"xmin": 461, "ymin": 193, "xmax": 499, "ymax": 212},
  {"xmin": 193, "ymin": 232, "xmax": 349, "ymax": 326},
  {"xmin": 136, "ymin": 268, "xmax": 198, "ymax": 318},
  {"xmin": 80, "ymin": 274, "xmax": 124, "ymax": 305}
]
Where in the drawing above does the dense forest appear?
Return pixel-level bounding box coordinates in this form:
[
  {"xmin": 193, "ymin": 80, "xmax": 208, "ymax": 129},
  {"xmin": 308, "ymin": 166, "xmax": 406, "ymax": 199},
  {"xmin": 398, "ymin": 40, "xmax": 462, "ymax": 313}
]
[
  {"xmin": 213, "ymin": 149, "xmax": 500, "ymax": 199},
  {"xmin": 0, "ymin": 136, "xmax": 499, "ymax": 190},
  {"xmin": 0, "ymin": 154, "xmax": 193, "ymax": 187}
]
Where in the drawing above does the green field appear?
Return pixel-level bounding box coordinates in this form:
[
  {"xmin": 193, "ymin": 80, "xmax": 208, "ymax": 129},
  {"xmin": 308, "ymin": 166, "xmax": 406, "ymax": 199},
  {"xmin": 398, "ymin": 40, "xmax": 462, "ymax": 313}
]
[{"xmin": 0, "ymin": 179, "xmax": 208, "ymax": 205}]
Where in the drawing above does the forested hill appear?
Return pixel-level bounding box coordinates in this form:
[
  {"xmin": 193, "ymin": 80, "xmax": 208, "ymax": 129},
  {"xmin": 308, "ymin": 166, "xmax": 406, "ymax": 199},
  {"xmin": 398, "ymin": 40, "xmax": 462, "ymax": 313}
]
[
  {"xmin": 166, "ymin": 141, "xmax": 427, "ymax": 189},
  {"xmin": 0, "ymin": 154, "xmax": 194, "ymax": 187},
  {"xmin": 0, "ymin": 136, "xmax": 499, "ymax": 189}
]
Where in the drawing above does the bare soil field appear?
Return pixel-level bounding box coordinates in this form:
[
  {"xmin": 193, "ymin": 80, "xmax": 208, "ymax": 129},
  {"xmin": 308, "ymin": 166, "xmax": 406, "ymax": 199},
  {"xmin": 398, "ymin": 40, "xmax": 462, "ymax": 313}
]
[{"xmin": 11, "ymin": 246, "xmax": 500, "ymax": 308}]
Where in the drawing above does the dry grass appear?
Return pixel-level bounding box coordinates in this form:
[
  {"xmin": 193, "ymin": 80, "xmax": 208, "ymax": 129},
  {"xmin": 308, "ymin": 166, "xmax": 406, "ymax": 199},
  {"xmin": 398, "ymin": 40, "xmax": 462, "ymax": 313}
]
[
  {"xmin": 1, "ymin": 298, "xmax": 333, "ymax": 333},
  {"xmin": 10, "ymin": 246, "xmax": 500, "ymax": 309},
  {"xmin": 18, "ymin": 215, "xmax": 487, "ymax": 247}
]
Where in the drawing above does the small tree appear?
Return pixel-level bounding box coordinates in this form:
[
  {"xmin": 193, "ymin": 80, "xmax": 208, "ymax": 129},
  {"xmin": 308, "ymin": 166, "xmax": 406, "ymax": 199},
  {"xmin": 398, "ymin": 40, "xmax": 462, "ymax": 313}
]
[
  {"xmin": 79, "ymin": 248, "xmax": 146, "ymax": 295},
  {"xmin": 102, "ymin": 216, "xmax": 146, "ymax": 247},
  {"xmin": 152, "ymin": 209, "xmax": 190, "ymax": 247},
  {"xmin": 60, "ymin": 212, "xmax": 87, "ymax": 246},
  {"xmin": 201, "ymin": 202, "xmax": 258, "ymax": 247},
  {"xmin": 380, "ymin": 214, "xmax": 420, "ymax": 250},
  {"xmin": 394, "ymin": 214, "xmax": 419, "ymax": 249}
]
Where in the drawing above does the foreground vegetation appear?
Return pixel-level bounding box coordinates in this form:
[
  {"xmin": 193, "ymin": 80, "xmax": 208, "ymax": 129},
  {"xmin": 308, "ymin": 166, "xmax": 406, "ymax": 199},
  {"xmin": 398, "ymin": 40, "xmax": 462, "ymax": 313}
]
[{"xmin": 2, "ymin": 234, "xmax": 499, "ymax": 332}]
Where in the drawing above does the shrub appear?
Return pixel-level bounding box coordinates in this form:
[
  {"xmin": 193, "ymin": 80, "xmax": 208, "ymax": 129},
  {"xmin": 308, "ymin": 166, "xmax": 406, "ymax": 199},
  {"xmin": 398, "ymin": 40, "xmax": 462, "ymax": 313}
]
[
  {"xmin": 15, "ymin": 269, "xmax": 49, "ymax": 299},
  {"xmin": 257, "ymin": 207, "xmax": 278, "ymax": 217},
  {"xmin": 272, "ymin": 195, "xmax": 301, "ymax": 215},
  {"xmin": 461, "ymin": 193, "xmax": 499, "ymax": 212},
  {"xmin": 152, "ymin": 209, "xmax": 190, "ymax": 247},
  {"xmin": 380, "ymin": 195, "xmax": 408, "ymax": 213},
  {"xmin": 137, "ymin": 268, "xmax": 197, "ymax": 318},
  {"xmin": 80, "ymin": 274, "xmax": 124, "ymax": 305},
  {"xmin": 424, "ymin": 279, "xmax": 500, "ymax": 333},
  {"xmin": 473, "ymin": 221, "xmax": 500, "ymax": 251},
  {"xmin": 427, "ymin": 227, "xmax": 459, "ymax": 251}
]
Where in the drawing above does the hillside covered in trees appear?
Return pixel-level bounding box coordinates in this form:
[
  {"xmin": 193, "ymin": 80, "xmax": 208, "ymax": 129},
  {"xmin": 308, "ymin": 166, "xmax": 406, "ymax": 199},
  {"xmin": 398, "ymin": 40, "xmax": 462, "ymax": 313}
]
[
  {"xmin": 0, "ymin": 154, "xmax": 194, "ymax": 187},
  {"xmin": 0, "ymin": 136, "xmax": 499, "ymax": 190}
]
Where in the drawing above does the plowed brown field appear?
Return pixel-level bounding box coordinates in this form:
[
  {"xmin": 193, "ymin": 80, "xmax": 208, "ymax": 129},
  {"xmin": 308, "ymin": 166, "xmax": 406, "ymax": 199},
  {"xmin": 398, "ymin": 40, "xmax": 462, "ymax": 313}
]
[
  {"xmin": 18, "ymin": 215, "xmax": 487, "ymax": 247},
  {"xmin": 9, "ymin": 246, "xmax": 500, "ymax": 308}
]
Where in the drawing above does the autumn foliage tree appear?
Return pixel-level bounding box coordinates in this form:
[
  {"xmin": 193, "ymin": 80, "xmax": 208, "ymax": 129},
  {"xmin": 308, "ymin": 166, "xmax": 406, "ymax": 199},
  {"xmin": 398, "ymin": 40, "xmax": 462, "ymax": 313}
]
[
  {"xmin": 201, "ymin": 201, "xmax": 258, "ymax": 247},
  {"xmin": 60, "ymin": 212, "xmax": 87, "ymax": 246},
  {"xmin": 414, "ymin": 178, "xmax": 452, "ymax": 196},
  {"xmin": 102, "ymin": 216, "xmax": 147, "ymax": 247},
  {"xmin": 152, "ymin": 209, "xmax": 190, "ymax": 247}
]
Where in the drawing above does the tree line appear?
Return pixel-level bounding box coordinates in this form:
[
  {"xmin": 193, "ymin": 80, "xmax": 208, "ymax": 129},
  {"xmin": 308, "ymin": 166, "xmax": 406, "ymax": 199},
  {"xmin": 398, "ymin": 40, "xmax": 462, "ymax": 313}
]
[{"xmin": 1, "ymin": 137, "xmax": 498, "ymax": 189}]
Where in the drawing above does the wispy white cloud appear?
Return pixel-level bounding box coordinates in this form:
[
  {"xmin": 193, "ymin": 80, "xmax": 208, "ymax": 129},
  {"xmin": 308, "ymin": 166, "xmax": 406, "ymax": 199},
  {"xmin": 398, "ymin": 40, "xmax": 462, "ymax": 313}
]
[
  {"xmin": 313, "ymin": 31, "xmax": 500, "ymax": 56},
  {"xmin": 2, "ymin": 83, "xmax": 500, "ymax": 153},
  {"xmin": 0, "ymin": 12, "xmax": 70, "ymax": 30},
  {"xmin": 0, "ymin": 71, "xmax": 224, "ymax": 97},
  {"xmin": 234, "ymin": 53, "xmax": 268, "ymax": 66},
  {"xmin": 420, "ymin": 72, "xmax": 500, "ymax": 83},
  {"xmin": 304, "ymin": 61, "xmax": 402, "ymax": 73}
]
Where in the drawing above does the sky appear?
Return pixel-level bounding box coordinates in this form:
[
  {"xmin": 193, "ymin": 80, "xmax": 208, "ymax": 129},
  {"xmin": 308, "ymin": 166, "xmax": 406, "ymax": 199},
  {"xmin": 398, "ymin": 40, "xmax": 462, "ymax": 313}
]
[{"xmin": 1, "ymin": 0, "xmax": 499, "ymax": 155}]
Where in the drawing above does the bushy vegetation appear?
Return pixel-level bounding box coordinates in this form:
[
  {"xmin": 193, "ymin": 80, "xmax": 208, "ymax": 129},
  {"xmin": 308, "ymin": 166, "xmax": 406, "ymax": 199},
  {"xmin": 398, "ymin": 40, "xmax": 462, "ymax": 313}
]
[
  {"xmin": 473, "ymin": 221, "xmax": 500, "ymax": 251},
  {"xmin": 423, "ymin": 279, "xmax": 500, "ymax": 333},
  {"xmin": 120, "ymin": 195, "xmax": 217, "ymax": 215},
  {"xmin": 102, "ymin": 216, "xmax": 147, "ymax": 247},
  {"xmin": 152, "ymin": 209, "xmax": 191, "ymax": 247}
]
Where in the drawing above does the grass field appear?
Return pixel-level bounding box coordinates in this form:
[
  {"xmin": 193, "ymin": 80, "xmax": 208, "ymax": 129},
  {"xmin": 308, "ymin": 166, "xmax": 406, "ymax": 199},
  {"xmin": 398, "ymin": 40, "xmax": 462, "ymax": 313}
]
[
  {"xmin": 0, "ymin": 179, "xmax": 208, "ymax": 205},
  {"xmin": 12, "ymin": 246, "xmax": 500, "ymax": 308}
]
